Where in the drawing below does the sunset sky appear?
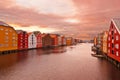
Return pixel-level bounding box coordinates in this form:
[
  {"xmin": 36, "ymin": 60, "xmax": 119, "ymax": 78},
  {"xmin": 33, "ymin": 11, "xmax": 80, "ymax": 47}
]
[{"xmin": 0, "ymin": 0, "xmax": 120, "ymax": 40}]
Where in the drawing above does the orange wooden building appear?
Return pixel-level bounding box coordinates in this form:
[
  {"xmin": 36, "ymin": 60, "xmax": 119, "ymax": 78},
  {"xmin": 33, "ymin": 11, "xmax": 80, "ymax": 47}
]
[{"xmin": 0, "ymin": 21, "xmax": 18, "ymax": 52}]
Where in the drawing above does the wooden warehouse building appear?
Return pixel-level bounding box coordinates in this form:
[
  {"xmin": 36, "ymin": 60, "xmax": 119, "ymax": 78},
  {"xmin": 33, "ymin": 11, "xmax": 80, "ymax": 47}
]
[{"xmin": 0, "ymin": 21, "xmax": 18, "ymax": 53}]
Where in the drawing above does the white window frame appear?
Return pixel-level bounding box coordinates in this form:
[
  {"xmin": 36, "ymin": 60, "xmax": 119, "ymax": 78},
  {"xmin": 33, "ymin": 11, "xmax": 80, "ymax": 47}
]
[
  {"xmin": 108, "ymin": 37, "xmax": 110, "ymax": 41},
  {"xmin": 116, "ymin": 35, "xmax": 119, "ymax": 40},
  {"xmin": 109, "ymin": 32, "xmax": 111, "ymax": 35},
  {"xmin": 109, "ymin": 43, "xmax": 110, "ymax": 47},
  {"xmin": 115, "ymin": 44, "xmax": 119, "ymax": 49},
  {"xmin": 116, "ymin": 51, "xmax": 119, "ymax": 56},
  {"xmin": 114, "ymin": 29, "xmax": 116, "ymax": 33}
]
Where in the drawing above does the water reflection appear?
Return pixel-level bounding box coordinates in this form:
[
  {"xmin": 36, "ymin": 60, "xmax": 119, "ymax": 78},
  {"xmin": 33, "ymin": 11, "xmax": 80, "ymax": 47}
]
[
  {"xmin": 37, "ymin": 47, "xmax": 67, "ymax": 54},
  {"xmin": 17, "ymin": 51, "xmax": 28, "ymax": 62},
  {"xmin": 0, "ymin": 46, "xmax": 67, "ymax": 69},
  {"xmin": 0, "ymin": 53, "xmax": 17, "ymax": 69},
  {"xmin": 0, "ymin": 43, "xmax": 120, "ymax": 80}
]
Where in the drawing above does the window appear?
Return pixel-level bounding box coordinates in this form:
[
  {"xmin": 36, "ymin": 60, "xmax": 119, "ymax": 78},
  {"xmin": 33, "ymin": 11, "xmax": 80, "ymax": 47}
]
[
  {"xmin": 5, "ymin": 36, "xmax": 9, "ymax": 39},
  {"xmin": 112, "ymin": 43, "xmax": 114, "ymax": 48},
  {"xmin": 116, "ymin": 35, "xmax": 119, "ymax": 40},
  {"xmin": 116, "ymin": 51, "xmax": 119, "ymax": 56},
  {"xmin": 109, "ymin": 32, "xmax": 111, "ymax": 35},
  {"xmin": 115, "ymin": 44, "xmax": 119, "ymax": 49},
  {"xmin": 15, "ymin": 44, "xmax": 17, "ymax": 47},
  {"xmin": 5, "ymin": 32, "xmax": 8, "ymax": 35},
  {"xmin": 108, "ymin": 37, "xmax": 110, "ymax": 41},
  {"xmin": 0, "ymin": 44, "xmax": 2, "ymax": 47},
  {"xmin": 5, "ymin": 29, "xmax": 8, "ymax": 31},
  {"xmin": 108, "ymin": 43, "xmax": 110, "ymax": 47},
  {"xmin": 112, "ymin": 39, "xmax": 114, "ymax": 43},
  {"xmin": 114, "ymin": 29, "xmax": 116, "ymax": 33},
  {"xmin": 13, "ymin": 37, "xmax": 15, "ymax": 39},
  {"xmin": 13, "ymin": 33, "xmax": 15, "ymax": 35},
  {"xmin": 5, "ymin": 44, "xmax": 8, "ymax": 47},
  {"xmin": 112, "ymin": 31, "xmax": 114, "ymax": 35},
  {"xmin": 1, "ymin": 28, "xmax": 4, "ymax": 30},
  {"xmin": 112, "ymin": 36, "xmax": 114, "ymax": 39},
  {"xmin": 112, "ymin": 50, "xmax": 114, "ymax": 54},
  {"xmin": 112, "ymin": 25, "xmax": 113, "ymax": 28}
]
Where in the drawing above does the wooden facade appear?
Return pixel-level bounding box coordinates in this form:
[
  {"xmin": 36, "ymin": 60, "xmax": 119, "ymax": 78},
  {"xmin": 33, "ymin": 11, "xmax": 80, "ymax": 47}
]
[
  {"xmin": 33, "ymin": 31, "xmax": 42, "ymax": 48},
  {"xmin": 66, "ymin": 37, "xmax": 73, "ymax": 46},
  {"xmin": 58, "ymin": 35, "xmax": 62, "ymax": 46},
  {"xmin": 61, "ymin": 36, "xmax": 66, "ymax": 46},
  {"xmin": 0, "ymin": 21, "xmax": 18, "ymax": 52},
  {"xmin": 50, "ymin": 34, "xmax": 58, "ymax": 47},
  {"xmin": 93, "ymin": 37, "xmax": 97, "ymax": 46},
  {"xmin": 102, "ymin": 31, "xmax": 108, "ymax": 54},
  {"xmin": 28, "ymin": 33, "xmax": 37, "ymax": 49},
  {"xmin": 108, "ymin": 18, "xmax": 120, "ymax": 62},
  {"xmin": 42, "ymin": 34, "xmax": 53, "ymax": 47},
  {"xmin": 17, "ymin": 30, "xmax": 28, "ymax": 50}
]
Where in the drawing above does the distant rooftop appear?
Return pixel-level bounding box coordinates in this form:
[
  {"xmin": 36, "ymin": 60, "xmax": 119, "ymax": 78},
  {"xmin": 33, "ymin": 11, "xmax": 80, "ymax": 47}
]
[{"xmin": 0, "ymin": 21, "xmax": 10, "ymax": 26}]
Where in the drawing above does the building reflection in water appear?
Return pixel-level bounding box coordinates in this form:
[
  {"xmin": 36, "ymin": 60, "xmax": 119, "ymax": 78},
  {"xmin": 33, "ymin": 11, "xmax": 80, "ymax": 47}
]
[
  {"xmin": 0, "ymin": 53, "xmax": 18, "ymax": 69},
  {"xmin": 0, "ymin": 46, "xmax": 67, "ymax": 69}
]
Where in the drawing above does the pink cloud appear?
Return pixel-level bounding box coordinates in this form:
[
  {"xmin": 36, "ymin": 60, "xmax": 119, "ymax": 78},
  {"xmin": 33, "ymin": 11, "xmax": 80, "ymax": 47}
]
[{"xmin": 1, "ymin": 0, "xmax": 120, "ymax": 40}]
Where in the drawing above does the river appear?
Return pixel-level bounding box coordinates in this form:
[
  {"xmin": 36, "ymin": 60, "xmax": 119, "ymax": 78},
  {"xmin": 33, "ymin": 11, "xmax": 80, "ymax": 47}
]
[{"xmin": 0, "ymin": 43, "xmax": 120, "ymax": 80}]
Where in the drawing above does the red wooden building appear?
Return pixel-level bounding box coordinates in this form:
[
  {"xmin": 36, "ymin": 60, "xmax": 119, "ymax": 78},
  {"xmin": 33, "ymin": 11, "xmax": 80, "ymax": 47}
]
[
  {"xmin": 61, "ymin": 36, "xmax": 66, "ymax": 46},
  {"xmin": 50, "ymin": 34, "xmax": 58, "ymax": 47},
  {"xmin": 17, "ymin": 30, "xmax": 28, "ymax": 50},
  {"xmin": 33, "ymin": 31, "xmax": 42, "ymax": 48},
  {"xmin": 108, "ymin": 18, "xmax": 120, "ymax": 62}
]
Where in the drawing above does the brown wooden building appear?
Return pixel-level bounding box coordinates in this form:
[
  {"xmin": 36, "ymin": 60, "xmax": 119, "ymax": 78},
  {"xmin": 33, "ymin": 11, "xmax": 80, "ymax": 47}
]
[{"xmin": 42, "ymin": 34, "xmax": 53, "ymax": 48}]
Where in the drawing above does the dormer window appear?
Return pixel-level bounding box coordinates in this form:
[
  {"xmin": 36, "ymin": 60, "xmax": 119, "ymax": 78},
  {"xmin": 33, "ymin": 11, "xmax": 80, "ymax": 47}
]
[{"xmin": 112, "ymin": 31, "xmax": 114, "ymax": 35}]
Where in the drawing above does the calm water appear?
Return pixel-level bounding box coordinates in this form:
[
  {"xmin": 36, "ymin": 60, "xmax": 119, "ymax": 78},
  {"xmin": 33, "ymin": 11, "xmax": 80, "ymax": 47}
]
[{"xmin": 0, "ymin": 43, "xmax": 120, "ymax": 80}]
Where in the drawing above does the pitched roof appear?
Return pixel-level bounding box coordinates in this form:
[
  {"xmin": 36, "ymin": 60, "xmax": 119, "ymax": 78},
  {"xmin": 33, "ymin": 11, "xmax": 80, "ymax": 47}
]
[
  {"xmin": 28, "ymin": 32, "xmax": 33, "ymax": 36},
  {"xmin": 112, "ymin": 18, "xmax": 120, "ymax": 33},
  {"xmin": 16, "ymin": 30, "xmax": 27, "ymax": 34},
  {"xmin": 41, "ymin": 33, "xmax": 47, "ymax": 37},
  {"xmin": 33, "ymin": 31, "xmax": 41, "ymax": 36},
  {"xmin": 0, "ymin": 21, "xmax": 10, "ymax": 26},
  {"xmin": 50, "ymin": 34, "xmax": 57, "ymax": 38}
]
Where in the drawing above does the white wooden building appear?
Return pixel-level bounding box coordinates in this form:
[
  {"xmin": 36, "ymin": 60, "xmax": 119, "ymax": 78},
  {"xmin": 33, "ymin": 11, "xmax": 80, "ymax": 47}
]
[{"xmin": 28, "ymin": 33, "xmax": 37, "ymax": 49}]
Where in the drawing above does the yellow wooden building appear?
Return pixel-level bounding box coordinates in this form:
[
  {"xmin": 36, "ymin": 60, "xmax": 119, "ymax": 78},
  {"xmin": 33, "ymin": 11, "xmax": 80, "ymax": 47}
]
[
  {"xmin": 102, "ymin": 31, "xmax": 108, "ymax": 54},
  {"xmin": 0, "ymin": 21, "xmax": 18, "ymax": 52},
  {"xmin": 66, "ymin": 37, "xmax": 73, "ymax": 46}
]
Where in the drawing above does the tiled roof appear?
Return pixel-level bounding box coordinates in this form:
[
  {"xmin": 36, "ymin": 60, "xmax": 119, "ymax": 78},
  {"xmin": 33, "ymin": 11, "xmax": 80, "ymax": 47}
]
[{"xmin": 0, "ymin": 21, "xmax": 9, "ymax": 26}]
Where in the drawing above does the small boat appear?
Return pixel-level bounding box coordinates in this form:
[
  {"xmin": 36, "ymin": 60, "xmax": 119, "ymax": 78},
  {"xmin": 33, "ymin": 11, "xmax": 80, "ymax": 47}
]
[{"xmin": 91, "ymin": 53, "xmax": 104, "ymax": 58}]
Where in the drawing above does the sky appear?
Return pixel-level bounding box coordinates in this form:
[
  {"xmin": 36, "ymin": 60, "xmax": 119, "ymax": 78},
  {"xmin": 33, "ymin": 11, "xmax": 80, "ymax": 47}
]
[{"xmin": 0, "ymin": 0, "xmax": 120, "ymax": 40}]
